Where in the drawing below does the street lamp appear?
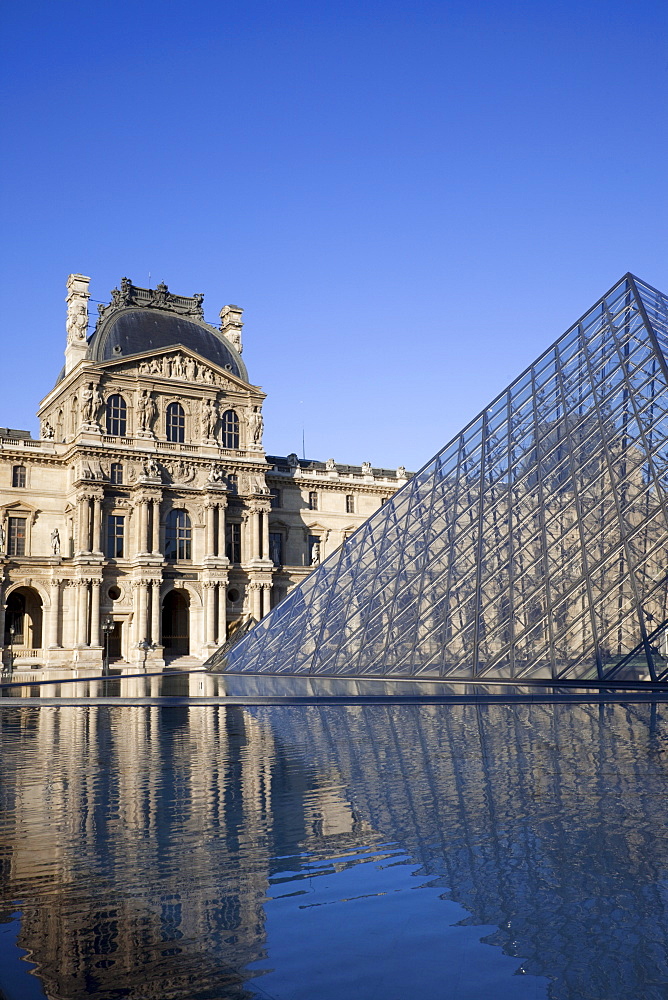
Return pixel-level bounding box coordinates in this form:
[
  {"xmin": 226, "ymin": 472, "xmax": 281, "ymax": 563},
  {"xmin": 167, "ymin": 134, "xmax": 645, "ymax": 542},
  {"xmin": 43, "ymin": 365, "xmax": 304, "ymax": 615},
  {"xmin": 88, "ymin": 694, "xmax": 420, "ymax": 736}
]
[
  {"xmin": 102, "ymin": 618, "xmax": 114, "ymax": 676},
  {"xmin": 137, "ymin": 638, "xmax": 152, "ymax": 672},
  {"xmin": 8, "ymin": 625, "xmax": 14, "ymax": 675}
]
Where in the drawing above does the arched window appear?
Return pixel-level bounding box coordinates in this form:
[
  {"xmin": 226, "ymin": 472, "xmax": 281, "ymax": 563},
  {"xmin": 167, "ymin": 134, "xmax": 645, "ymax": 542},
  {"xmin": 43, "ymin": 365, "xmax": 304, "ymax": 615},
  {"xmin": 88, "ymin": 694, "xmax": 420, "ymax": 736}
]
[
  {"xmin": 106, "ymin": 395, "xmax": 127, "ymax": 437},
  {"xmin": 221, "ymin": 409, "xmax": 239, "ymax": 449},
  {"xmin": 110, "ymin": 462, "xmax": 123, "ymax": 485},
  {"xmin": 165, "ymin": 509, "xmax": 192, "ymax": 561},
  {"xmin": 166, "ymin": 402, "xmax": 185, "ymax": 443}
]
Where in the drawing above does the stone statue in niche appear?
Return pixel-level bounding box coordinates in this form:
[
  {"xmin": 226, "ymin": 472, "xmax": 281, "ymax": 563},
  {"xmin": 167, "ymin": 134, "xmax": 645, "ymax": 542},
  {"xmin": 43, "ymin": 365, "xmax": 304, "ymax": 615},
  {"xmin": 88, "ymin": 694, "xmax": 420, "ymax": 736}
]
[
  {"xmin": 137, "ymin": 389, "xmax": 158, "ymax": 432},
  {"xmin": 0, "ymin": 522, "xmax": 5, "ymax": 553},
  {"xmin": 42, "ymin": 421, "xmax": 54, "ymax": 440},
  {"xmin": 249, "ymin": 407, "xmax": 264, "ymax": 446},
  {"xmin": 310, "ymin": 541, "xmax": 321, "ymax": 565},
  {"xmin": 81, "ymin": 383, "xmax": 103, "ymax": 424},
  {"xmin": 51, "ymin": 528, "xmax": 61, "ymax": 555},
  {"xmin": 201, "ymin": 398, "xmax": 217, "ymax": 439}
]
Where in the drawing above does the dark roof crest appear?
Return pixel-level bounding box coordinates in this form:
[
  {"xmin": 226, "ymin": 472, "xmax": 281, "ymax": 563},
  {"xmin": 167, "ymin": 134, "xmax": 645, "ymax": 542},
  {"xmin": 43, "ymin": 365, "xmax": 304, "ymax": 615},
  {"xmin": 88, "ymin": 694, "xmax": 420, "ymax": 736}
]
[{"xmin": 96, "ymin": 278, "xmax": 204, "ymax": 330}]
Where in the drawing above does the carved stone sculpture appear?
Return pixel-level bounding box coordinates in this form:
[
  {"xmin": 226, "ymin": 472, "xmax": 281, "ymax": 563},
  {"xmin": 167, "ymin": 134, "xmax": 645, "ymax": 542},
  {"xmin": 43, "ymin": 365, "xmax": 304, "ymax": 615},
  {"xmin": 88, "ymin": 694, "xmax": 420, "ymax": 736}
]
[
  {"xmin": 311, "ymin": 541, "xmax": 321, "ymax": 565},
  {"xmin": 137, "ymin": 389, "xmax": 158, "ymax": 432},
  {"xmin": 81, "ymin": 383, "xmax": 103, "ymax": 424},
  {"xmin": 201, "ymin": 398, "xmax": 217, "ymax": 439},
  {"xmin": 249, "ymin": 407, "xmax": 264, "ymax": 446},
  {"xmin": 361, "ymin": 461, "xmax": 372, "ymax": 475},
  {"xmin": 208, "ymin": 464, "xmax": 225, "ymax": 484},
  {"xmin": 66, "ymin": 301, "xmax": 88, "ymax": 341},
  {"xmin": 51, "ymin": 528, "xmax": 61, "ymax": 555}
]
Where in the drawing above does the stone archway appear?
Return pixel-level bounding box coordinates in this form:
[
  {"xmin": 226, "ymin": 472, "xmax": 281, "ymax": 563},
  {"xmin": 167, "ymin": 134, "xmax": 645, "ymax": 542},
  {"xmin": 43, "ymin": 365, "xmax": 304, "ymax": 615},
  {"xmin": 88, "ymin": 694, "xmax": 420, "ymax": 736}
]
[
  {"xmin": 5, "ymin": 586, "xmax": 43, "ymax": 649},
  {"xmin": 162, "ymin": 589, "xmax": 190, "ymax": 656}
]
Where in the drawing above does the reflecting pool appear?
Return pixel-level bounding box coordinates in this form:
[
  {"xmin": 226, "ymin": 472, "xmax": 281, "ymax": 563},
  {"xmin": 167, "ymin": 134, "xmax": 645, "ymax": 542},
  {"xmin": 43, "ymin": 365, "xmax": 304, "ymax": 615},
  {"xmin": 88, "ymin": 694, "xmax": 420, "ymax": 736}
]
[{"xmin": 1, "ymin": 701, "xmax": 668, "ymax": 999}]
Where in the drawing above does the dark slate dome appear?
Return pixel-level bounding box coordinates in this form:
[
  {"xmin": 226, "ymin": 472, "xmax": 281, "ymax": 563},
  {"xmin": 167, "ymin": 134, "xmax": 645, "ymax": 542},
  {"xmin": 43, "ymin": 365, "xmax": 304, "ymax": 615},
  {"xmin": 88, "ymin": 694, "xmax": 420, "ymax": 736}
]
[{"xmin": 87, "ymin": 308, "xmax": 248, "ymax": 381}]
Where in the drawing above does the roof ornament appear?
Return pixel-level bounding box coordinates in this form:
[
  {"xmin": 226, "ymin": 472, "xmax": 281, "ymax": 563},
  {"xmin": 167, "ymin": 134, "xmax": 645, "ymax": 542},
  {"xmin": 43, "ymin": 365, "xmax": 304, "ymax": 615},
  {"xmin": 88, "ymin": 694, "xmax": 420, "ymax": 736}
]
[{"xmin": 96, "ymin": 278, "xmax": 206, "ymax": 330}]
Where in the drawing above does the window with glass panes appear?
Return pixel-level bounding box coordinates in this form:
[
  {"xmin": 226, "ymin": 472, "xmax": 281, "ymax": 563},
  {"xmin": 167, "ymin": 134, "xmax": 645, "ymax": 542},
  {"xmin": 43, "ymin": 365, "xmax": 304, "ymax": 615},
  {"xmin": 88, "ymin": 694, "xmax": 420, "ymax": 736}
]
[
  {"xmin": 166, "ymin": 402, "xmax": 185, "ymax": 443},
  {"xmin": 269, "ymin": 488, "xmax": 281, "ymax": 509},
  {"xmin": 12, "ymin": 466, "xmax": 26, "ymax": 488},
  {"xmin": 221, "ymin": 410, "xmax": 239, "ymax": 449},
  {"xmin": 226, "ymin": 522, "xmax": 241, "ymax": 563},
  {"xmin": 106, "ymin": 395, "xmax": 127, "ymax": 436},
  {"xmin": 106, "ymin": 515, "xmax": 125, "ymax": 558},
  {"xmin": 269, "ymin": 532, "xmax": 284, "ymax": 565},
  {"xmin": 345, "ymin": 494, "xmax": 355, "ymax": 514},
  {"xmin": 7, "ymin": 517, "xmax": 26, "ymax": 556},
  {"xmin": 110, "ymin": 463, "xmax": 123, "ymax": 485},
  {"xmin": 165, "ymin": 510, "xmax": 192, "ymax": 561},
  {"xmin": 308, "ymin": 491, "xmax": 318, "ymax": 510}
]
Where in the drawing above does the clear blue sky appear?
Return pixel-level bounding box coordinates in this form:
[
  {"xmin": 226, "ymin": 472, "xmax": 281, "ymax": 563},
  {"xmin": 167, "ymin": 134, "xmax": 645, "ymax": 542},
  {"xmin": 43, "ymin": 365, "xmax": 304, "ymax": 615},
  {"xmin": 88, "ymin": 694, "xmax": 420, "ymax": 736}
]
[{"xmin": 1, "ymin": 0, "xmax": 666, "ymax": 471}]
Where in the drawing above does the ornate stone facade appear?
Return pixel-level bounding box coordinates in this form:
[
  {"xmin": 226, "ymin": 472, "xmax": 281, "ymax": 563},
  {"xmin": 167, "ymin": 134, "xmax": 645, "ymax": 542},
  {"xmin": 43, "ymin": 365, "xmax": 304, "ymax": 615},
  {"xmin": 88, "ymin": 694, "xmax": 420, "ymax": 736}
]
[{"xmin": 0, "ymin": 275, "xmax": 407, "ymax": 673}]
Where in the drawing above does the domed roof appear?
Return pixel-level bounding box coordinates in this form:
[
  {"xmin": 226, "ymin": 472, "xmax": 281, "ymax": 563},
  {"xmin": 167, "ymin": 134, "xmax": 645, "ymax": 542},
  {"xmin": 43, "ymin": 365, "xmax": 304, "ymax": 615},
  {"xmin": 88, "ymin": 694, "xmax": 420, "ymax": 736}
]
[{"xmin": 84, "ymin": 280, "xmax": 248, "ymax": 381}]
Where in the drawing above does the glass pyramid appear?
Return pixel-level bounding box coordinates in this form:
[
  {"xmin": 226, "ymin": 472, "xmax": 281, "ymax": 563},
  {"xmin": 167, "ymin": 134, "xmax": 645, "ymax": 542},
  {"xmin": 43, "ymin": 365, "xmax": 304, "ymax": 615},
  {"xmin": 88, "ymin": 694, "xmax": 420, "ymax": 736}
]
[{"xmin": 216, "ymin": 274, "xmax": 668, "ymax": 683}]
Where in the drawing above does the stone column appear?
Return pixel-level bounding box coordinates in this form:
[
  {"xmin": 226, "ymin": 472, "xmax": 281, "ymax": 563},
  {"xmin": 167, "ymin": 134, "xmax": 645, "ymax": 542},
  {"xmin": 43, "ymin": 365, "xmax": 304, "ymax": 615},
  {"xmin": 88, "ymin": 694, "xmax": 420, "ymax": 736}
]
[
  {"xmin": 152, "ymin": 501, "xmax": 160, "ymax": 554},
  {"xmin": 250, "ymin": 508, "xmax": 260, "ymax": 560},
  {"xmin": 136, "ymin": 581, "xmax": 148, "ymax": 646},
  {"xmin": 217, "ymin": 501, "xmax": 227, "ymax": 559},
  {"xmin": 250, "ymin": 581, "xmax": 262, "ymax": 620},
  {"xmin": 205, "ymin": 582, "xmax": 216, "ymax": 644},
  {"xmin": 90, "ymin": 580, "xmax": 101, "ymax": 646},
  {"xmin": 205, "ymin": 505, "xmax": 215, "ymax": 557},
  {"xmin": 76, "ymin": 579, "xmax": 89, "ymax": 645},
  {"xmin": 262, "ymin": 582, "xmax": 272, "ymax": 618},
  {"xmin": 261, "ymin": 509, "xmax": 269, "ymax": 563},
  {"xmin": 48, "ymin": 579, "xmax": 61, "ymax": 647},
  {"xmin": 92, "ymin": 499, "xmax": 103, "ymax": 554},
  {"xmin": 78, "ymin": 497, "xmax": 90, "ymax": 553},
  {"xmin": 151, "ymin": 580, "xmax": 161, "ymax": 645},
  {"xmin": 137, "ymin": 501, "xmax": 148, "ymax": 555}
]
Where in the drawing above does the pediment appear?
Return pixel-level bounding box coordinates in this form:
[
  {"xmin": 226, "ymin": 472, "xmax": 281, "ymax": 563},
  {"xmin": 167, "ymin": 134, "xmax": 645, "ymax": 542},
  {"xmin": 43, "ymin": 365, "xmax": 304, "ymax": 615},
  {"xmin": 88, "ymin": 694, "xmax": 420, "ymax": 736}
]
[{"xmin": 97, "ymin": 346, "xmax": 262, "ymax": 396}]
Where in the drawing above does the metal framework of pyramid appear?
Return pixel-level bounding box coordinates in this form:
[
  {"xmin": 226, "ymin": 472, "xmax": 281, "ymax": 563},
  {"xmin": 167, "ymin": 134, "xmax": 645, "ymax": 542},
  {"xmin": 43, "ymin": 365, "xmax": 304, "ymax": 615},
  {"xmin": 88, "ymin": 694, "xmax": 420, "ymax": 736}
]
[{"xmin": 215, "ymin": 274, "xmax": 668, "ymax": 683}]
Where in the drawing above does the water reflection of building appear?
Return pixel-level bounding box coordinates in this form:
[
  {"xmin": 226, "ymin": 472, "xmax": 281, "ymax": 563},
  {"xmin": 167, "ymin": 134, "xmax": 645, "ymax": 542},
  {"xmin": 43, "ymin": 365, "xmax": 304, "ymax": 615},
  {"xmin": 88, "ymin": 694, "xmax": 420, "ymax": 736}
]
[
  {"xmin": 225, "ymin": 274, "xmax": 668, "ymax": 682},
  {"xmin": 3, "ymin": 703, "xmax": 668, "ymax": 998},
  {"xmin": 0, "ymin": 704, "xmax": 374, "ymax": 999}
]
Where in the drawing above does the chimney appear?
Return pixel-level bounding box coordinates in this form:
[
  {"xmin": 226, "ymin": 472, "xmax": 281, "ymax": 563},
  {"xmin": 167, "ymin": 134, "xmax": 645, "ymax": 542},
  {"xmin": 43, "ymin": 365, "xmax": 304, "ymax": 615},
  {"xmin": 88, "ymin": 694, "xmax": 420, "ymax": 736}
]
[{"xmin": 65, "ymin": 273, "xmax": 91, "ymax": 374}]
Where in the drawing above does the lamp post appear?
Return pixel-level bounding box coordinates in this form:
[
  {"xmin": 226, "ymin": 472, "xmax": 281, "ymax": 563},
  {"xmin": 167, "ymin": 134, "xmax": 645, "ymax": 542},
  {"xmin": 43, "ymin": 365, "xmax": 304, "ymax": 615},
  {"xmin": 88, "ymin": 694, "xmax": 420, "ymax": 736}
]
[
  {"xmin": 8, "ymin": 625, "xmax": 14, "ymax": 676},
  {"xmin": 137, "ymin": 638, "xmax": 151, "ymax": 673},
  {"xmin": 102, "ymin": 618, "xmax": 114, "ymax": 676}
]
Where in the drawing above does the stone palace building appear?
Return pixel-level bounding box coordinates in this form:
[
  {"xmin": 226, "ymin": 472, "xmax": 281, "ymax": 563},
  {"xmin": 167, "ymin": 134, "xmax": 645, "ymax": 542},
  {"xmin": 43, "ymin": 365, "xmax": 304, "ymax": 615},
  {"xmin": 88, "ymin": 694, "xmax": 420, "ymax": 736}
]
[{"xmin": 0, "ymin": 275, "xmax": 407, "ymax": 672}]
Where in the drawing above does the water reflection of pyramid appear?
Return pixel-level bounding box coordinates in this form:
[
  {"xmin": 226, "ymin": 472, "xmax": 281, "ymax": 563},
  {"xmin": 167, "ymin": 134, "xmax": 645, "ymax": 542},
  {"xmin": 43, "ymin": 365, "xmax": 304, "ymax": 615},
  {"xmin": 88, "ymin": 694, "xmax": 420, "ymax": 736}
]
[{"xmin": 222, "ymin": 274, "xmax": 668, "ymax": 682}]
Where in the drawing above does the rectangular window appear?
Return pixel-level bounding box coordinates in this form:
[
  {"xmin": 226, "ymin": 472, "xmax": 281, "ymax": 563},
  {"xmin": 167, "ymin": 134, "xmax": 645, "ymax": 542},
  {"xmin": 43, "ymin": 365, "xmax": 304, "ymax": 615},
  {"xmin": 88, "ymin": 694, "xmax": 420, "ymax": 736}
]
[
  {"xmin": 269, "ymin": 488, "xmax": 281, "ymax": 509},
  {"xmin": 308, "ymin": 491, "xmax": 318, "ymax": 511},
  {"xmin": 345, "ymin": 494, "xmax": 355, "ymax": 514},
  {"xmin": 12, "ymin": 466, "xmax": 26, "ymax": 488},
  {"xmin": 269, "ymin": 532, "xmax": 284, "ymax": 566},
  {"xmin": 7, "ymin": 517, "xmax": 26, "ymax": 556},
  {"xmin": 110, "ymin": 462, "xmax": 123, "ymax": 485},
  {"xmin": 227, "ymin": 473, "xmax": 238, "ymax": 494},
  {"xmin": 226, "ymin": 522, "xmax": 242, "ymax": 563},
  {"xmin": 106, "ymin": 515, "xmax": 125, "ymax": 558}
]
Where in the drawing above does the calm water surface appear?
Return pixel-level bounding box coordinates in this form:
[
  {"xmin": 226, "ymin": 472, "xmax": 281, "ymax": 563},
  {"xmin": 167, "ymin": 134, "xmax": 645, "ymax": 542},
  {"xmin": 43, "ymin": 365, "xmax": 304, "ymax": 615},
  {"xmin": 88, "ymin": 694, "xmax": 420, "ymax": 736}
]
[{"xmin": 1, "ymin": 701, "xmax": 667, "ymax": 999}]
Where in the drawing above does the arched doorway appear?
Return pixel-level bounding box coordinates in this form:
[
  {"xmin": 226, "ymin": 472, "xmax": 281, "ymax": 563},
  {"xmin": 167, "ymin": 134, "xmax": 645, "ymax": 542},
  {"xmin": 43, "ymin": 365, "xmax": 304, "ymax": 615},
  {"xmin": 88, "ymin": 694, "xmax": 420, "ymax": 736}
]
[
  {"xmin": 162, "ymin": 589, "xmax": 189, "ymax": 656},
  {"xmin": 5, "ymin": 587, "xmax": 43, "ymax": 649}
]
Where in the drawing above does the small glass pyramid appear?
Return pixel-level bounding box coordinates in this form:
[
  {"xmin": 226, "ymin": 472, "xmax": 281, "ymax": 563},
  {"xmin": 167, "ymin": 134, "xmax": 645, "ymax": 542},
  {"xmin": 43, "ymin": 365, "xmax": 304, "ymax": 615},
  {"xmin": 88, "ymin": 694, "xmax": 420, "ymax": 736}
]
[{"xmin": 213, "ymin": 274, "xmax": 668, "ymax": 683}]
